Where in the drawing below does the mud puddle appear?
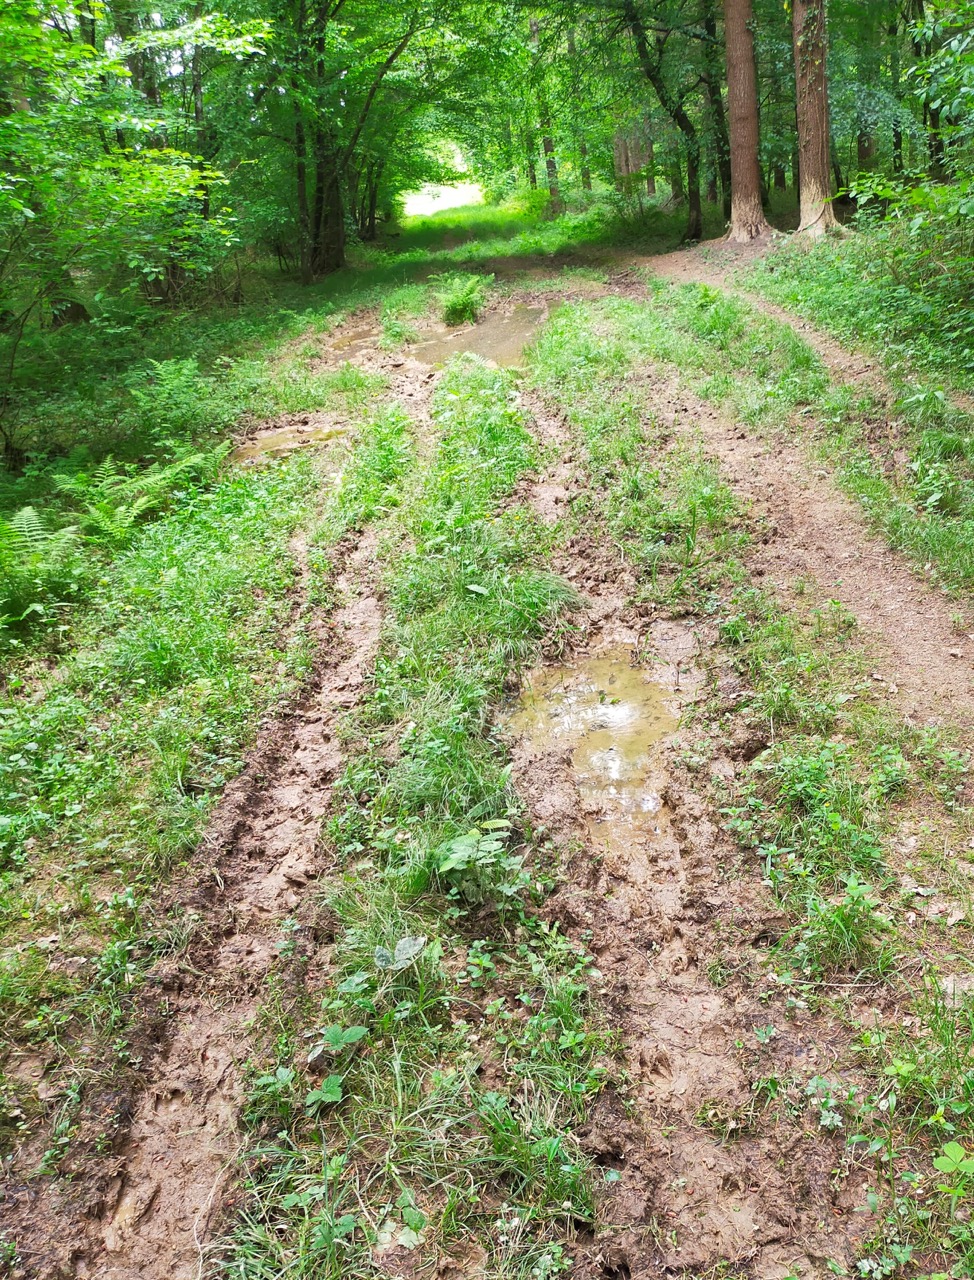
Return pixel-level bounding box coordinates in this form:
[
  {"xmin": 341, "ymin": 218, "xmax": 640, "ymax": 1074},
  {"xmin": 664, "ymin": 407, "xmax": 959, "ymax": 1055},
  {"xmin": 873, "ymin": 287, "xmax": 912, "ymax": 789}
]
[
  {"xmin": 235, "ymin": 420, "xmax": 347, "ymax": 461},
  {"xmin": 509, "ymin": 653, "xmax": 679, "ymax": 863},
  {"xmin": 412, "ymin": 303, "xmax": 545, "ymax": 367}
]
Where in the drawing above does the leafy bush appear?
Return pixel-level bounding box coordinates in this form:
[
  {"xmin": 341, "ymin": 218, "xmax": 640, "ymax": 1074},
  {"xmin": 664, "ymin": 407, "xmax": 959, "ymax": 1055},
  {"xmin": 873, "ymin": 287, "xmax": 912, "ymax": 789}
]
[{"xmin": 127, "ymin": 358, "xmax": 240, "ymax": 445}]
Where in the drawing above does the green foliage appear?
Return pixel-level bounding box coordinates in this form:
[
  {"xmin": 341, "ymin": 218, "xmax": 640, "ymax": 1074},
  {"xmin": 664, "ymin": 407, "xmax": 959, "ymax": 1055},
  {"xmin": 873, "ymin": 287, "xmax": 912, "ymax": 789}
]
[
  {"xmin": 433, "ymin": 820, "xmax": 526, "ymax": 906},
  {"xmin": 431, "ymin": 272, "xmax": 492, "ymax": 326},
  {"xmin": 0, "ymin": 506, "xmax": 83, "ymax": 632}
]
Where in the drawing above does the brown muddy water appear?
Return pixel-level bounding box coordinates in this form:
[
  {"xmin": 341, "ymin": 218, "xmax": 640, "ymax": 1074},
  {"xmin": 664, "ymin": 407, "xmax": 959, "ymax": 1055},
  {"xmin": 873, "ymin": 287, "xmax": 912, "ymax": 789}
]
[
  {"xmin": 412, "ymin": 304, "xmax": 545, "ymax": 367},
  {"xmin": 509, "ymin": 650, "xmax": 681, "ymax": 858},
  {"xmin": 234, "ymin": 422, "xmax": 347, "ymax": 461}
]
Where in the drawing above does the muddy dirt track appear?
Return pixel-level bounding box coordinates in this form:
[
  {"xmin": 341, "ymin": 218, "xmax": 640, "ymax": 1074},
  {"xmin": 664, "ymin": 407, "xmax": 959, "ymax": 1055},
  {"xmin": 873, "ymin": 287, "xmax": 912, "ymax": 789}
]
[{"xmin": 5, "ymin": 246, "xmax": 973, "ymax": 1279}]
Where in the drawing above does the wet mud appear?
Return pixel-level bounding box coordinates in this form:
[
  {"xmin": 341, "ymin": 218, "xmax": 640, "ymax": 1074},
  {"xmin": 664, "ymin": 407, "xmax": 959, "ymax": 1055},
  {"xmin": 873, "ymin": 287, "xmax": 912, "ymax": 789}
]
[
  {"xmin": 234, "ymin": 414, "xmax": 347, "ymax": 461},
  {"xmin": 508, "ymin": 612, "xmax": 868, "ymax": 1280},
  {"xmin": 10, "ymin": 251, "xmax": 973, "ymax": 1279},
  {"xmin": 510, "ymin": 652, "xmax": 679, "ymax": 865},
  {"xmin": 77, "ymin": 533, "xmax": 383, "ymax": 1280},
  {"xmin": 412, "ymin": 303, "xmax": 546, "ymax": 367}
]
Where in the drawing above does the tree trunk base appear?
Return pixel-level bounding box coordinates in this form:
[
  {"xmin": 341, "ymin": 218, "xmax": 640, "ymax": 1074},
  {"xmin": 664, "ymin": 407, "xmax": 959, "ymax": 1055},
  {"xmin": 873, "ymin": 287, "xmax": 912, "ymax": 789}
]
[
  {"xmin": 796, "ymin": 207, "xmax": 842, "ymax": 238},
  {"xmin": 724, "ymin": 218, "xmax": 773, "ymax": 244}
]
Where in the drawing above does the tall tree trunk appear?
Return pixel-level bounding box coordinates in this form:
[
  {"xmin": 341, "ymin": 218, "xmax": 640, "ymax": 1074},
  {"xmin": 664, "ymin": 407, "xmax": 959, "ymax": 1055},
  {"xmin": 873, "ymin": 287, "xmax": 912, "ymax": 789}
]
[
  {"xmin": 526, "ymin": 129, "xmax": 538, "ymax": 188},
  {"xmin": 792, "ymin": 0, "xmax": 838, "ymax": 235},
  {"xmin": 312, "ymin": 167, "xmax": 344, "ymax": 275},
  {"xmin": 724, "ymin": 0, "xmax": 772, "ymax": 240},
  {"xmin": 889, "ymin": 21, "xmax": 904, "ymax": 172},
  {"xmin": 857, "ymin": 130, "xmax": 876, "ymax": 170},
  {"xmin": 191, "ymin": 45, "xmax": 210, "ymax": 219},
  {"xmin": 613, "ymin": 131, "xmax": 627, "ymax": 193},
  {"xmin": 668, "ymin": 159, "xmax": 686, "ymax": 205},
  {"xmin": 294, "ymin": 111, "xmax": 313, "ymax": 284},
  {"xmin": 567, "ymin": 31, "xmax": 592, "ymax": 192},
  {"xmin": 928, "ymin": 103, "xmax": 946, "ymax": 178},
  {"xmin": 625, "ymin": 2, "xmax": 702, "ymax": 240},
  {"xmin": 645, "ymin": 131, "xmax": 656, "ymax": 194}
]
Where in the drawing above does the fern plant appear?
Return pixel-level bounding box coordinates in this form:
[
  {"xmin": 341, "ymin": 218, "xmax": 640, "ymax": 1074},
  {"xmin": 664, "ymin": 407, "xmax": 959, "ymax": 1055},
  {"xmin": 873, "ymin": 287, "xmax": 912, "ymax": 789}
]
[
  {"xmin": 0, "ymin": 506, "xmax": 84, "ymax": 632},
  {"xmin": 431, "ymin": 272, "xmax": 493, "ymax": 326},
  {"xmin": 54, "ymin": 447, "xmax": 227, "ymax": 546}
]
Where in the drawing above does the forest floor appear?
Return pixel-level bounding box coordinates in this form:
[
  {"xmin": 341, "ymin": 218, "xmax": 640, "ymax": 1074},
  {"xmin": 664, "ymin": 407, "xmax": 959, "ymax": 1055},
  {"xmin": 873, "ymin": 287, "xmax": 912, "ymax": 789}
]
[{"xmin": 4, "ymin": 215, "xmax": 974, "ymax": 1280}]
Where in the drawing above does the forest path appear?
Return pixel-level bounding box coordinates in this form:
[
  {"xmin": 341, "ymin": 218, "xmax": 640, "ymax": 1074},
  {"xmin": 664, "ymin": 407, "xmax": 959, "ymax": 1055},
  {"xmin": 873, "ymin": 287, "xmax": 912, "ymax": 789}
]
[
  {"xmin": 636, "ymin": 361, "xmax": 974, "ymax": 730},
  {"xmin": 641, "ymin": 240, "xmax": 974, "ymax": 416},
  {"xmin": 589, "ymin": 246, "xmax": 974, "ymax": 735},
  {"xmin": 11, "ymin": 257, "xmax": 973, "ymax": 1280}
]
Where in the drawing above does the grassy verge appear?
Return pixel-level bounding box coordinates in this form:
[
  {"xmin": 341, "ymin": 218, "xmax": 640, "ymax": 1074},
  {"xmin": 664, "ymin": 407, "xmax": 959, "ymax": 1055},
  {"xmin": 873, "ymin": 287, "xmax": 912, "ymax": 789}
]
[
  {"xmin": 212, "ymin": 356, "xmax": 615, "ymax": 1280},
  {"xmin": 0, "ymin": 400, "xmax": 414, "ymax": 1170},
  {"xmin": 606, "ymin": 280, "xmax": 974, "ymax": 596},
  {"xmin": 527, "ymin": 297, "xmax": 974, "ymax": 1278},
  {"xmin": 741, "ymin": 230, "xmax": 974, "ymax": 393}
]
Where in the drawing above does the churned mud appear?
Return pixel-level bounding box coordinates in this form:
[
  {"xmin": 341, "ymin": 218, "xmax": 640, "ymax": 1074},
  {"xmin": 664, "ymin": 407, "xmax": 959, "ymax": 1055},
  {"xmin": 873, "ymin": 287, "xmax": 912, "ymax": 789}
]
[
  {"xmin": 90, "ymin": 541, "xmax": 382, "ymax": 1280},
  {"xmin": 507, "ymin": 604, "xmax": 867, "ymax": 1278},
  {"xmin": 11, "ymin": 254, "xmax": 974, "ymax": 1278},
  {"xmin": 1, "ymin": 529, "xmax": 384, "ymax": 1280},
  {"xmin": 494, "ymin": 386, "xmax": 867, "ymax": 1276}
]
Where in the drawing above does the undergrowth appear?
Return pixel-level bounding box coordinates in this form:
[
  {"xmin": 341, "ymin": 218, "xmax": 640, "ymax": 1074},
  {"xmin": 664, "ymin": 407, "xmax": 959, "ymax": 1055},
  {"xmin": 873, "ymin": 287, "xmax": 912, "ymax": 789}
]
[{"xmin": 742, "ymin": 227, "xmax": 974, "ymax": 391}]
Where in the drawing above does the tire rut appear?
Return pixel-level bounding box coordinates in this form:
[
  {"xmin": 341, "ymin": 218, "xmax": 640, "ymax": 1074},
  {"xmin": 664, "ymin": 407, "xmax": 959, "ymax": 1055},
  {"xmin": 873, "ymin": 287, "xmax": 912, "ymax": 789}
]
[
  {"xmin": 647, "ymin": 367, "xmax": 974, "ymax": 731},
  {"xmin": 643, "ymin": 244, "xmax": 974, "ymax": 421},
  {"xmin": 508, "ymin": 392, "xmax": 868, "ymax": 1279},
  {"xmin": 81, "ymin": 529, "xmax": 384, "ymax": 1280}
]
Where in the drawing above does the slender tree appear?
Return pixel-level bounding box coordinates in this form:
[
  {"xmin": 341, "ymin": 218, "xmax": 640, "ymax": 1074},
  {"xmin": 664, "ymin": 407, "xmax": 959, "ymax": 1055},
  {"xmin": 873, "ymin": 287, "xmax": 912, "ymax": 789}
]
[
  {"xmin": 724, "ymin": 0, "xmax": 771, "ymax": 240},
  {"xmin": 531, "ymin": 18, "xmax": 564, "ymax": 215},
  {"xmin": 792, "ymin": 0, "xmax": 839, "ymax": 234},
  {"xmin": 624, "ymin": 0, "xmax": 702, "ymax": 240}
]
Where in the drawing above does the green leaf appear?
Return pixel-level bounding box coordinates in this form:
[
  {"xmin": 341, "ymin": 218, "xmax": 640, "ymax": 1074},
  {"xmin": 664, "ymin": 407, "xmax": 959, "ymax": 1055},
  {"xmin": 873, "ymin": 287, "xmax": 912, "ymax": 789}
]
[
  {"xmin": 465, "ymin": 583, "xmax": 489, "ymax": 595},
  {"xmin": 306, "ymin": 1074, "xmax": 344, "ymax": 1111}
]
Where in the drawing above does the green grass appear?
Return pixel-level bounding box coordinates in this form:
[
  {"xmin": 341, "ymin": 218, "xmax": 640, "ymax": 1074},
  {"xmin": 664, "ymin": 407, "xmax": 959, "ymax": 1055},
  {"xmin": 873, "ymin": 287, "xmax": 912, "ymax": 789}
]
[
  {"xmin": 0, "ymin": 401, "xmax": 415, "ymax": 1162},
  {"xmin": 598, "ymin": 280, "xmax": 974, "ymax": 596},
  {"xmin": 214, "ymin": 356, "xmax": 607, "ymax": 1280},
  {"xmin": 741, "ymin": 226, "xmax": 974, "ymax": 392}
]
